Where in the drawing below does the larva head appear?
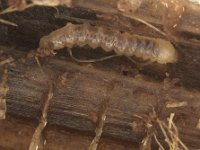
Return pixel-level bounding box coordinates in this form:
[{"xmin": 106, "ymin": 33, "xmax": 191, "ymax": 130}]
[
  {"xmin": 39, "ymin": 35, "xmax": 53, "ymax": 50},
  {"xmin": 117, "ymin": 0, "xmax": 142, "ymax": 14},
  {"xmin": 156, "ymin": 39, "xmax": 178, "ymax": 64},
  {"xmin": 39, "ymin": 35, "xmax": 64, "ymax": 50},
  {"xmin": 33, "ymin": 0, "xmax": 72, "ymax": 6}
]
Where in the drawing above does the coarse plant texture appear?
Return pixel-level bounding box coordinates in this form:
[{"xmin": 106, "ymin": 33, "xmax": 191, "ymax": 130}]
[{"xmin": 134, "ymin": 111, "xmax": 189, "ymax": 150}]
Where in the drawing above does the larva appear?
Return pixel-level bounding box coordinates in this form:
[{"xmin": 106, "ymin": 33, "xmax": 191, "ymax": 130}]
[{"xmin": 38, "ymin": 23, "xmax": 178, "ymax": 64}]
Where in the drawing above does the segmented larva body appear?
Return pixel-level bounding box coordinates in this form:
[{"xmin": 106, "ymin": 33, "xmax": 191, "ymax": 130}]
[{"xmin": 39, "ymin": 23, "xmax": 177, "ymax": 64}]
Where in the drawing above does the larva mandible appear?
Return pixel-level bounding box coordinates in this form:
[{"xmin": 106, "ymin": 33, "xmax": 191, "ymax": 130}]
[{"xmin": 38, "ymin": 23, "xmax": 178, "ymax": 64}]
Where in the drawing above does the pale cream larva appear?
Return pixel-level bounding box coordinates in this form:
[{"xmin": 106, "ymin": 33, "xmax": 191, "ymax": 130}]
[{"xmin": 38, "ymin": 23, "xmax": 178, "ymax": 64}]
